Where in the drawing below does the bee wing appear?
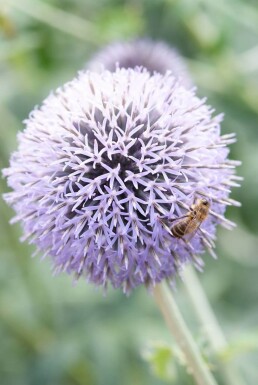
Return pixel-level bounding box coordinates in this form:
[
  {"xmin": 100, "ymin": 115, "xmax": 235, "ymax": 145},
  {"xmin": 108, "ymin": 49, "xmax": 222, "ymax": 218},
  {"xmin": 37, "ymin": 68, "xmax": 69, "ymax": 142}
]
[
  {"xmin": 185, "ymin": 219, "xmax": 202, "ymax": 242},
  {"xmin": 158, "ymin": 214, "xmax": 188, "ymax": 225},
  {"xmin": 158, "ymin": 215, "xmax": 188, "ymax": 236},
  {"xmin": 169, "ymin": 214, "xmax": 189, "ymax": 224}
]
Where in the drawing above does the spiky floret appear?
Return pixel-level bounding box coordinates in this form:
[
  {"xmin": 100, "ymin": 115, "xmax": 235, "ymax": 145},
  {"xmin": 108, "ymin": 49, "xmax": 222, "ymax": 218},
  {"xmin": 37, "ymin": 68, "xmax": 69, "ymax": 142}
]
[
  {"xmin": 3, "ymin": 68, "xmax": 240, "ymax": 293},
  {"xmin": 87, "ymin": 39, "xmax": 192, "ymax": 88}
]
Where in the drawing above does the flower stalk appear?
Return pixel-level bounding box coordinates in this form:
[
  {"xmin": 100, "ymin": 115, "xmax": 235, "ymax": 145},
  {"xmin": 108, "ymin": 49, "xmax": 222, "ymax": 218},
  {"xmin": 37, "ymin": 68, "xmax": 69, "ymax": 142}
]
[
  {"xmin": 182, "ymin": 266, "xmax": 245, "ymax": 385},
  {"xmin": 153, "ymin": 282, "xmax": 218, "ymax": 385}
]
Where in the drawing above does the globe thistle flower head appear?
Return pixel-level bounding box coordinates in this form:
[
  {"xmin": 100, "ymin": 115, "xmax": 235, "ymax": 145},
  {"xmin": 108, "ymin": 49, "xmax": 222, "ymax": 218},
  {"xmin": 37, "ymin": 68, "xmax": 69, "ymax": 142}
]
[
  {"xmin": 87, "ymin": 39, "xmax": 193, "ymax": 88},
  {"xmin": 3, "ymin": 68, "xmax": 240, "ymax": 294}
]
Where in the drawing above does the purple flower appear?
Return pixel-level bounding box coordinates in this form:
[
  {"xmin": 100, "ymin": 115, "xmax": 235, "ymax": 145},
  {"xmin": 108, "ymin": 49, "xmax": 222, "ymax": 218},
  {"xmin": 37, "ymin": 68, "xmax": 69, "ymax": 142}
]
[
  {"xmin": 3, "ymin": 68, "xmax": 240, "ymax": 294},
  {"xmin": 87, "ymin": 39, "xmax": 192, "ymax": 88}
]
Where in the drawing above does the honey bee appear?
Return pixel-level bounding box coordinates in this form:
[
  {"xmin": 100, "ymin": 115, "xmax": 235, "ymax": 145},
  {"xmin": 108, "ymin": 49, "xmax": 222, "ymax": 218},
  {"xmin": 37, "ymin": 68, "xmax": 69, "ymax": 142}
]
[{"xmin": 170, "ymin": 198, "xmax": 210, "ymax": 239}]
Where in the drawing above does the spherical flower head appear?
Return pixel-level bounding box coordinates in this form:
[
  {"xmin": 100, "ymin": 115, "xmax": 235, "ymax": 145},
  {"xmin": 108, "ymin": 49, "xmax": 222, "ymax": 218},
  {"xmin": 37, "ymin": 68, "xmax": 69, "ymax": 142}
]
[
  {"xmin": 3, "ymin": 68, "xmax": 240, "ymax": 294},
  {"xmin": 87, "ymin": 39, "xmax": 192, "ymax": 88}
]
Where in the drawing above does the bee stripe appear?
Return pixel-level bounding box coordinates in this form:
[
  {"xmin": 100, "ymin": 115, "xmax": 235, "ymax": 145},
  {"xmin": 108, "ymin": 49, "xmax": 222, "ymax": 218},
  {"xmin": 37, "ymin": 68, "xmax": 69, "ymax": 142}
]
[{"xmin": 171, "ymin": 222, "xmax": 187, "ymax": 238}]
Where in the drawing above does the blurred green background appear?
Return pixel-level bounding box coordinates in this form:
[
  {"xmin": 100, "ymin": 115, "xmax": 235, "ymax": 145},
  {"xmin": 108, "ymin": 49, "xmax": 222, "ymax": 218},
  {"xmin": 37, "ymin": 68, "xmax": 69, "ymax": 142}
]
[{"xmin": 1, "ymin": 0, "xmax": 258, "ymax": 384}]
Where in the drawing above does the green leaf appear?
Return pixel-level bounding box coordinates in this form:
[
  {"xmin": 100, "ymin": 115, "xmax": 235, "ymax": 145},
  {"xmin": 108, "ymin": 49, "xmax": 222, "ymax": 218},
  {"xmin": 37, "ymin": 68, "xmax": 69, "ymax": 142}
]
[{"xmin": 143, "ymin": 342, "xmax": 177, "ymax": 382}]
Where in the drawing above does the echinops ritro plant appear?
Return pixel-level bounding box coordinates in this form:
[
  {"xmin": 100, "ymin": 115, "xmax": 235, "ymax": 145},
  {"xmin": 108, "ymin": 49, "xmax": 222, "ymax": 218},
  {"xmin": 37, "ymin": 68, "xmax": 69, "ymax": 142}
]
[{"xmin": 3, "ymin": 65, "xmax": 241, "ymax": 294}]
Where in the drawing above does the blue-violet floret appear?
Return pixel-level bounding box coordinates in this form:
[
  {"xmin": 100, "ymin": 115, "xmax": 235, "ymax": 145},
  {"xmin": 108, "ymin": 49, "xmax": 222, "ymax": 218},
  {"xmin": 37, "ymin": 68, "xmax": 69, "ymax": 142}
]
[{"xmin": 3, "ymin": 68, "xmax": 241, "ymax": 293}]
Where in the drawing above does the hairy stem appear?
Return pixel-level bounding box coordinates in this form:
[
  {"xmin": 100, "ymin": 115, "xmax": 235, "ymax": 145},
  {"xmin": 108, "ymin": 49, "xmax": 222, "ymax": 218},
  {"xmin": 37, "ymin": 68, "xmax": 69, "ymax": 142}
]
[
  {"xmin": 153, "ymin": 282, "xmax": 218, "ymax": 385},
  {"xmin": 182, "ymin": 266, "xmax": 245, "ymax": 385}
]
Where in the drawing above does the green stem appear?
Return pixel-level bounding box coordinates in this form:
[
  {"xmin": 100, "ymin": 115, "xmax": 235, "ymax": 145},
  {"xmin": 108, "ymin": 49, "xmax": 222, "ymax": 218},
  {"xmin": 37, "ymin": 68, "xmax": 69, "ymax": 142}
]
[
  {"xmin": 7, "ymin": 0, "xmax": 103, "ymax": 44},
  {"xmin": 183, "ymin": 266, "xmax": 227, "ymax": 352},
  {"xmin": 182, "ymin": 266, "xmax": 245, "ymax": 385},
  {"xmin": 153, "ymin": 282, "xmax": 218, "ymax": 385}
]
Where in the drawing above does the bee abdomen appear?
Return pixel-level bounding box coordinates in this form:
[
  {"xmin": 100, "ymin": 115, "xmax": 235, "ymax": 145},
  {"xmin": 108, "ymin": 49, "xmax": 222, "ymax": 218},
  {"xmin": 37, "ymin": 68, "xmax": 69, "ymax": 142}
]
[{"xmin": 171, "ymin": 221, "xmax": 188, "ymax": 238}]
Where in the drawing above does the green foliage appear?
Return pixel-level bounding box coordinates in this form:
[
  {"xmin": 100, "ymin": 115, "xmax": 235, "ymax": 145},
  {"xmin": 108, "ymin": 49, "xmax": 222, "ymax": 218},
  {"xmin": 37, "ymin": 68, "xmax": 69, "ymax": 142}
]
[
  {"xmin": 1, "ymin": 0, "xmax": 258, "ymax": 384},
  {"xmin": 143, "ymin": 342, "xmax": 177, "ymax": 381}
]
